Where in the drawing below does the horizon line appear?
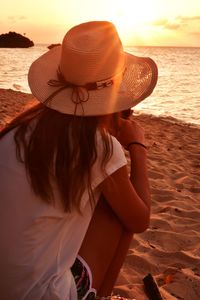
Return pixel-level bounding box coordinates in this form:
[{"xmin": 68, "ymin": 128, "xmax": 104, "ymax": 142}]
[{"xmin": 35, "ymin": 43, "xmax": 200, "ymax": 49}]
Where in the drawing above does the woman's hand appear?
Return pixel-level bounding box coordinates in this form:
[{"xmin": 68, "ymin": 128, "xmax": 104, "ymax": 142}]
[{"xmin": 116, "ymin": 118, "xmax": 146, "ymax": 149}]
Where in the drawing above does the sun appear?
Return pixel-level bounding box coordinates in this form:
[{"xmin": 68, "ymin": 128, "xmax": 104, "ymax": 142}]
[
  {"xmin": 108, "ymin": 0, "xmax": 159, "ymax": 44},
  {"xmin": 111, "ymin": 0, "xmax": 159, "ymax": 26}
]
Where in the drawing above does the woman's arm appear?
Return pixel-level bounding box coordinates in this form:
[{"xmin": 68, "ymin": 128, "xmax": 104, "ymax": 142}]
[
  {"xmin": 100, "ymin": 118, "xmax": 151, "ymax": 233},
  {"xmin": 79, "ymin": 119, "xmax": 150, "ymax": 294}
]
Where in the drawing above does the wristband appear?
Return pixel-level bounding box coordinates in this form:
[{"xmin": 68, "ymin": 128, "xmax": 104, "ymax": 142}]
[{"xmin": 126, "ymin": 141, "xmax": 147, "ymax": 151}]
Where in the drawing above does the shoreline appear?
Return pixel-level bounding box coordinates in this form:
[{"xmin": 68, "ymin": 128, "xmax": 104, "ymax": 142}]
[
  {"xmin": 134, "ymin": 111, "xmax": 200, "ymax": 130},
  {"xmin": 0, "ymin": 88, "xmax": 199, "ymax": 130},
  {"xmin": 1, "ymin": 88, "xmax": 200, "ymax": 299}
]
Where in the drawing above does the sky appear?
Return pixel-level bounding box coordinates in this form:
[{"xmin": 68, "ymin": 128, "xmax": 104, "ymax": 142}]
[{"xmin": 1, "ymin": 0, "xmax": 200, "ymax": 46}]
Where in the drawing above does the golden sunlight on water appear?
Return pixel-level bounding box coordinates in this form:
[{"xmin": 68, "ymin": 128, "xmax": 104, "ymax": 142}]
[{"xmin": 0, "ymin": 45, "xmax": 199, "ymax": 125}]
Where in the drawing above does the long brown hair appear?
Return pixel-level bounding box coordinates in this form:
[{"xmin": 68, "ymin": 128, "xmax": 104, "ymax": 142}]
[{"xmin": 0, "ymin": 103, "xmax": 120, "ymax": 212}]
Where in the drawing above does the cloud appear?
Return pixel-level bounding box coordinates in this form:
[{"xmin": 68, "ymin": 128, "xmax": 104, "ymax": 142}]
[
  {"xmin": 8, "ymin": 16, "xmax": 15, "ymax": 20},
  {"xmin": 190, "ymin": 31, "xmax": 200, "ymax": 37},
  {"xmin": 19, "ymin": 16, "xmax": 27, "ymax": 20},
  {"xmin": 151, "ymin": 18, "xmax": 181, "ymax": 30},
  {"xmin": 151, "ymin": 15, "xmax": 200, "ymax": 32},
  {"xmin": 152, "ymin": 19, "xmax": 168, "ymax": 26},
  {"xmin": 8, "ymin": 15, "xmax": 27, "ymax": 23},
  {"xmin": 165, "ymin": 23, "xmax": 181, "ymax": 30},
  {"xmin": 177, "ymin": 16, "xmax": 200, "ymax": 22}
]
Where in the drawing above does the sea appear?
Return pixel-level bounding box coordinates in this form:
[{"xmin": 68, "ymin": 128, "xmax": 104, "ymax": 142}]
[{"xmin": 0, "ymin": 45, "xmax": 200, "ymax": 126}]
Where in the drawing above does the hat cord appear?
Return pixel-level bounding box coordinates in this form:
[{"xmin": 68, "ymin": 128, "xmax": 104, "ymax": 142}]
[
  {"xmin": 46, "ymin": 68, "xmax": 91, "ymax": 115},
  {"xmin": 45, "ymin": 67, "xmax": 119, "ymax": 115}
]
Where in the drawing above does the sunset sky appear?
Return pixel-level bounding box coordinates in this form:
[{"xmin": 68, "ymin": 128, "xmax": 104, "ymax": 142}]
[{"xmin": 1, "ymin": 0, "xmax": 200, "ymax": 46}]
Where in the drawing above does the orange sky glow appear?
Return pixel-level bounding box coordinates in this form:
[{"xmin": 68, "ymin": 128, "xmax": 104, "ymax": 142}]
[{"xmin": 1, "ymin": 0, "xmax": 200, "ymax": 47}]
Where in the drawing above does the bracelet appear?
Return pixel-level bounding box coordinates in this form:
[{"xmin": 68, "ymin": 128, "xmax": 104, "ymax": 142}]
[{"xmin": 126, "ymin": 141, "xmax": 147, "ymax": 151}]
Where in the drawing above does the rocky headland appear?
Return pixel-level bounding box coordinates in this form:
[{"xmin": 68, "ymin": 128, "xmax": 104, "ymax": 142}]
[{"xmin": 0, "ymin": 32, "xmax": 34, "ymax": 48}]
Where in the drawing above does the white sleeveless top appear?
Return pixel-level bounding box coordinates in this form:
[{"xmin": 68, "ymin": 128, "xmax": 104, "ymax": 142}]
[{"xmin": 0, "ymin": 129, "xmax": 127, "ymax": 300}]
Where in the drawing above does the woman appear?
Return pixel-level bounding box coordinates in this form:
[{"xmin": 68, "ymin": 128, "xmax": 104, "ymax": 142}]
[{"xmin": 0, "ymin": 21, "xmax": 158, "ymax": 299}]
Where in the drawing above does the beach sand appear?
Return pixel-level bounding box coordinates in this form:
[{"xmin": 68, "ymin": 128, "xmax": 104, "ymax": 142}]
[{"xmin": 1, "ymin": 89, "xmax": 200, "ymax": 300}]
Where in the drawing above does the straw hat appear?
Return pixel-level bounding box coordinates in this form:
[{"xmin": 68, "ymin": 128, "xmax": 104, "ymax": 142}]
[{"xmin": 28, "ymin": 21, "xmax": 158, "ymax": 116}]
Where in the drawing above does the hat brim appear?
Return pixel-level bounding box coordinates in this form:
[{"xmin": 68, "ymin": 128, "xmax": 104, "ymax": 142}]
[{"xmin": 28, "ymin": 46, "xmax": 158, "ymax": 116}]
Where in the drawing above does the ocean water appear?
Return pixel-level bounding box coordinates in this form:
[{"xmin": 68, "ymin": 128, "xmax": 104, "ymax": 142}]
[{"xmin": 0, "ymin": 45, "xmax": 200, "ymax": 125}]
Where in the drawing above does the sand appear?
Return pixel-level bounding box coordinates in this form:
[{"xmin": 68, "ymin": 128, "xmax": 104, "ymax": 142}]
[{"xmin": 1, "ymin": 88, "xmax": 200, "ymax": 300}]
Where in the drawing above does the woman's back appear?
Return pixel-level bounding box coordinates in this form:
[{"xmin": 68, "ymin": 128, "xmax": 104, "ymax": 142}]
[{"xmin": 0, "ymin": 128, "xmax": 127, "ymax": 299}]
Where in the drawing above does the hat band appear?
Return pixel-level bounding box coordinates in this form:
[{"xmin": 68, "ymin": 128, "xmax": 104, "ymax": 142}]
[{"xmin": 45, "ymin": 68, "xmax": 124, "ymax": 115}]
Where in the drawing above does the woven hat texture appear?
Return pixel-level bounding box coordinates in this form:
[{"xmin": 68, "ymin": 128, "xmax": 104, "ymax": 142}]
[{"xmin": 28, "ymin": 21, "xmax": 158, "ymax": 116}]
